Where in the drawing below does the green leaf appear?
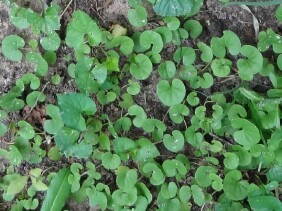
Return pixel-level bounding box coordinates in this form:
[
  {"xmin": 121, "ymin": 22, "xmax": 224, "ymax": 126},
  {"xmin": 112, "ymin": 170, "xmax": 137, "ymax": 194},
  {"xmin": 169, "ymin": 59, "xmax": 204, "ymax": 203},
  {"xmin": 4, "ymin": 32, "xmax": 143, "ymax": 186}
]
[
  {"xmin": 10, "ymin": 7, "xmax": 30, "ymax": 29},
  {"xmin": 155, "ymin": 26, "xmax": 173, "ymax": 44},
  {"xmin": 162, "ymin": 159, "xmax": 187, "ymax": 179},
  {"xmin": 7, "ymin": 175, "xmax": 28, "ymax": 195},
  {"xmin": 223, "ymin": 152, "xmax": 239, "ymax": 169},
  {"xmin": 237, "ymin": 45, "xmax": 263, "ymax": 80},
  {"xmin": 40, "ymin": 31, "xmax": 61, "ymax": 51},
  {"xmin": 26, "ymin": 91, "xmax": 46, "ymax": 107},
  {"xmin": 116, "ymin": 166, "xmax": 138, "ymax": 191},
  {"xmin": 143, "ymin": 163, "xmax": 165, "ymax": 186},
  {"xmin": 65, "ymin": 10, "xmax": 102, "ymax": 49},
  {"xmin": 191, "ymin": 185, "xmax": 205, "ymax": 206},
  {"xmin": 0, "ymin": 123, "xmax": 7, "ymax": 136},
  {"xmin": 186, "ymin": 91, "xmax": 200, "ymax": 106},
  {"xmin": 164, "ymin": 17, "xmax": 180, "ymax": 31},
  {"xmin": 223, "ymin": 170, "xmax": 249, "ymax": 201},
  {"xmin": 161, "ymin": 182, "xmax": 178, "ymax": 199},
  {"xmin": 163, "ymin": 130, "xmax": 185, "ymax": 153},
  {"xmin": 43, "ymin": 105, "xmax": 64, "ymax": 134},
  {"xmin": 106, "ymin": 36, "xmax": 134, "ymax": 55},
  {"xmin": 22, "ymin": 198, "xmax": 39, "ymax": 210},
  {"xmin": 211, "ymin": 30, "xmax": 241, "ymax": 58},
  {"xmin": 18, "ymin": 120, "xmax": 35, "ymax": 140},
  {"xmin": 128, "ymin": 105, "xmax": 147, "ymax": 127},
  {"xmin": 195, "ymin": 166, "xmax": 217, "ymax": 187},
  {"xmin": 51, "ymin": 74, "xmax": 61, "ymax": 85},
  {"xmin": 185, "ymin": 126, "xmax": 203, "ymax": 147},
  {"xmin": 44, "ymin": 6, "xmax": 60, "ymax": 31},
  {"xmin": 1, "ymin": 35, "xmax": 25, "ymax": 61},
  {"xmin": 211, "ymin": 58, "xmax": 232, "ymax": 77},
  {"xmin": 113, "ymin": 137, "xmax": 136, "ymax": 160},
  {"xmin": 169, "ymin": 104, "xmax": 189, "ymax": 124},
  {"xmin": 127, "ymin": 80, "xmax": 141, "ymax": 95},
  {"xmin": 158, "ymin": 60, "xmax": 176, "ymax": 79},
  {"xmin": 0, "ymin": 90, "xmax": 24, "ymax": 111},
  {"xmin": 248, "ymin": 195, "xmax": 282, "ymax": 211},
  {"xmin": 136, "ymin": 182, "xmax": 153, "ymax": 203},
  {"xmin": 133, "ymin": 138, "xmax": 160, "ymax": 162},
  {"xmin": 128, "ymin": 6, "xmax": 147, "ymax": 27},
  {"xmin": 173, "ymin": 47, "xmax": 196, "ymax": 66},
  {"xmin": 102, "ymin": 152, "xmax": 121, "ymax": 170},
  {"xmin": 140, "ymin": 30, "xmax": 163, "ymax": 53},
  {"xmin": 57, "ymin": 93, "xmax": 96, "ymax": 131},
  {"xmin": 178, "ymin": 186, "xmax": 191, "ymax": 203},
  {"xmin": 197, "ymin": 42, "xmax": 213, "ymax": 62},
  {"xmin": 91, "ymin": 63, "xmax": 107, "ymax": 85},
  {"xmin": 114, "ymin": 117, "xmax": 132, "ymax": 133},
  {"xmin": 26, "ymin": 51, "xmax": 48, "ymax": 76},
  {"xmin": 183, "ymin": 20, "xmax": 202, "ymax": 39},
  {"xmin": 97, "ymin": 91, "xmax": 116, "ymax": 105},
  {"xmin": 54, "ymin": 127, "xmax": 92, "ymax": 158},
  {"xmin": 276, "ymin": 5, "xmax": 282, "ymax": 22},
  {"xmin": 153, "ymin": 0, "xmax": 193, "ymax": 16},
  {"xmin": 266, "ymin": 165, "xmax": 282, "ymax": 182},
  {"xmin": 231, "ymin": 118, "xmax": 261, "ymax": 150},
  {"xmin": 48, "ymin": 147, "xmax": 62, "ymax": 161},
  {"xmin": 130, "ymin": 54, "xmax": 153, "ymax": 80},
  {"xmin": 157, "ymin": 79, "xmax": 186, "ymax": 107},
  {"xmin": 112, "ymin": 188, "xmax": 138, "ymax": 206},
  {"xmin": 41, "ymin": 168, "xmax": 71, "ymax": 211}
]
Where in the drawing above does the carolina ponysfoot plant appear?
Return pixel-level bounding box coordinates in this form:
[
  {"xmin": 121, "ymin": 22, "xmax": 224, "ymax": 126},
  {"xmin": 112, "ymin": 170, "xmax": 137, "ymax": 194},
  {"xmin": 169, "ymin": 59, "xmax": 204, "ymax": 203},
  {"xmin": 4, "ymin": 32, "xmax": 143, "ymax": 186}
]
[{"xmin": 1, "ymin": 0, "xmax": 282, "ymax": 210}]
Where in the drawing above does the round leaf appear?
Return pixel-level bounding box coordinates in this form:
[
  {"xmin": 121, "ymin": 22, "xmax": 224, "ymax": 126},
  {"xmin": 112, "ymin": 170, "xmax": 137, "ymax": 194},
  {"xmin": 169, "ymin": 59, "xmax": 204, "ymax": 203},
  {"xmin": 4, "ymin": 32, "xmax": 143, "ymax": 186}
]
[
  {"xmin": 157, "ymin": 79, "xmax": 186, "ymax": 107},
  {"xmin": 163, "ymin": 130, "xmax": 185, "ymax": 153},
  {"xmin": 130, "ymin": 54, "xmax": 153, "ymax": 80},
  {"xmin": 128, "ymin": 5, "xmax": 147, "ymax": 27},
  {"xmin": 140, "ymin": 30, "xmax": 163, "ymax": 53},
  {"xmin": 231, "ymin": 118, "xmax": 261, "ymax": 150},
  {"xmin": 237, "ymin": 45, "xmax": 263, "ymax": 81},
  {"xmin": 1, "ymin": 35, "xmax": 25, "ymax": 61}
]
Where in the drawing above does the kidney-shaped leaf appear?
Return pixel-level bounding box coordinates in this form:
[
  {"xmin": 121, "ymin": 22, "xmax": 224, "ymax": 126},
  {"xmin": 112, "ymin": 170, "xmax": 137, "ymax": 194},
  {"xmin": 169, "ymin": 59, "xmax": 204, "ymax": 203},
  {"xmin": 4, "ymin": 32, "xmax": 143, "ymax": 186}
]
[
  {"xmin": 223, "ymin": 170, "xmax": 249, "ymax": 201},
  {"xmin": 157, "ymin": 79, "xmax": 186, "ymax": 107},
  {"xmin": 140, "ymin": 30, "xmax": 163, "ymax": 53},
  {"xmin": 195, "ymin": 166, "xmax": 217, "ymax": 188},
  {"xmin": 237, "ymin": 45, "xmax": 263, "ymax": 81},
  {"xmin": 1, "ymin": 35, "xmax": 25, "ymax": 61},
  {"xmin": 231, "ymin": 118, "xmax": 260, "ymax": 150},
  {"xmin": 130, "ymin": 54, "xmax": 152, "ymax": 80},
  {"xmin": 163, "ymin": 130, "xmax": 185, "ymax": 153}
]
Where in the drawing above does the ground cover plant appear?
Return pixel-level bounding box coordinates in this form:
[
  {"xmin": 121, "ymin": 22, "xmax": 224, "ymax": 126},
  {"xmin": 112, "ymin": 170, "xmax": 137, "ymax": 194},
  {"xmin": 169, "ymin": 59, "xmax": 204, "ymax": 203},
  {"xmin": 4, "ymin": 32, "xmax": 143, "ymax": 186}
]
[{"xmin": 1, "ymin": 0, "xmax": 282, "ymax": 210}]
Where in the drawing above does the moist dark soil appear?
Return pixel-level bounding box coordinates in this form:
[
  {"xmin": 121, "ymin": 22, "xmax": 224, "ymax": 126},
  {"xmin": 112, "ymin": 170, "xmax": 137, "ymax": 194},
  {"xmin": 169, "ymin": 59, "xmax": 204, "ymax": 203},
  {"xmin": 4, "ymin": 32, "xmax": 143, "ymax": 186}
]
[{"xmin": 0, "ymin": 0, "xmax": 279, "ymax": 210}]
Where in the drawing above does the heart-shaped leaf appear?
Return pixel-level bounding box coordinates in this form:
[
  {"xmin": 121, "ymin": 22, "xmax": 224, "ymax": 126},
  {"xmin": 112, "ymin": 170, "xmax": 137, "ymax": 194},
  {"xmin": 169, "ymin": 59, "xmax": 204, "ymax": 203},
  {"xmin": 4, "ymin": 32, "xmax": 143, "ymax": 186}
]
[
  {"xmin": 57, "ymin": 93, "xmax": 96, "ymax": 131},
  {"xmin": 231, "ymin": 118, "xmax": 261, "ymax": 150},
  {"xmin": 130, "ymin": 54, "xmax": 152, "ymax": 80},
  {"xmin": 128, "ymin": 5, "xmax": 147, "ymax": 27},
  {"xmin": 163, "ymin": 130, "xmax": 185, "ymax": 153},
  {"xmin": 237, "ymin": 45, "xmax": 263, "ymax": 81},
  {"xmin": 173, "ymin": 47, "xmax": 196, "ymax": 66},
  {"xmin": 1, "ymin": 35, "xmax": 25, "ymax": 61},
  {"xmin": 169, "ymin": 104, "xmax": 189, "ymax": 124},
  {"xmin": 157, "ymin": 79, "xmax": 186, "ymax": 107},
  {"xmin": 140, "ymin": 30, "xmax": 163, "ymax": 53},
  {"xmin": 40, "ymin": 31, "xmax": 61, "ymax": 51},
  {"xmin": 183, "ymin": 20, "xmax": 202, "ymax": 39}
]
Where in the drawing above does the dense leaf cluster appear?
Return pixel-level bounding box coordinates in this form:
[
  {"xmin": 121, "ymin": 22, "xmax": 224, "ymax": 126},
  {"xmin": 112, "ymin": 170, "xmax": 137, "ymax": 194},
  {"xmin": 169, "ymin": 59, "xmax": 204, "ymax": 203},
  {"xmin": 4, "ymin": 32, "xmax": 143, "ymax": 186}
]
[{"xmin": 1, "ymin": 0, "xmax": 282, "ymax": 210}]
